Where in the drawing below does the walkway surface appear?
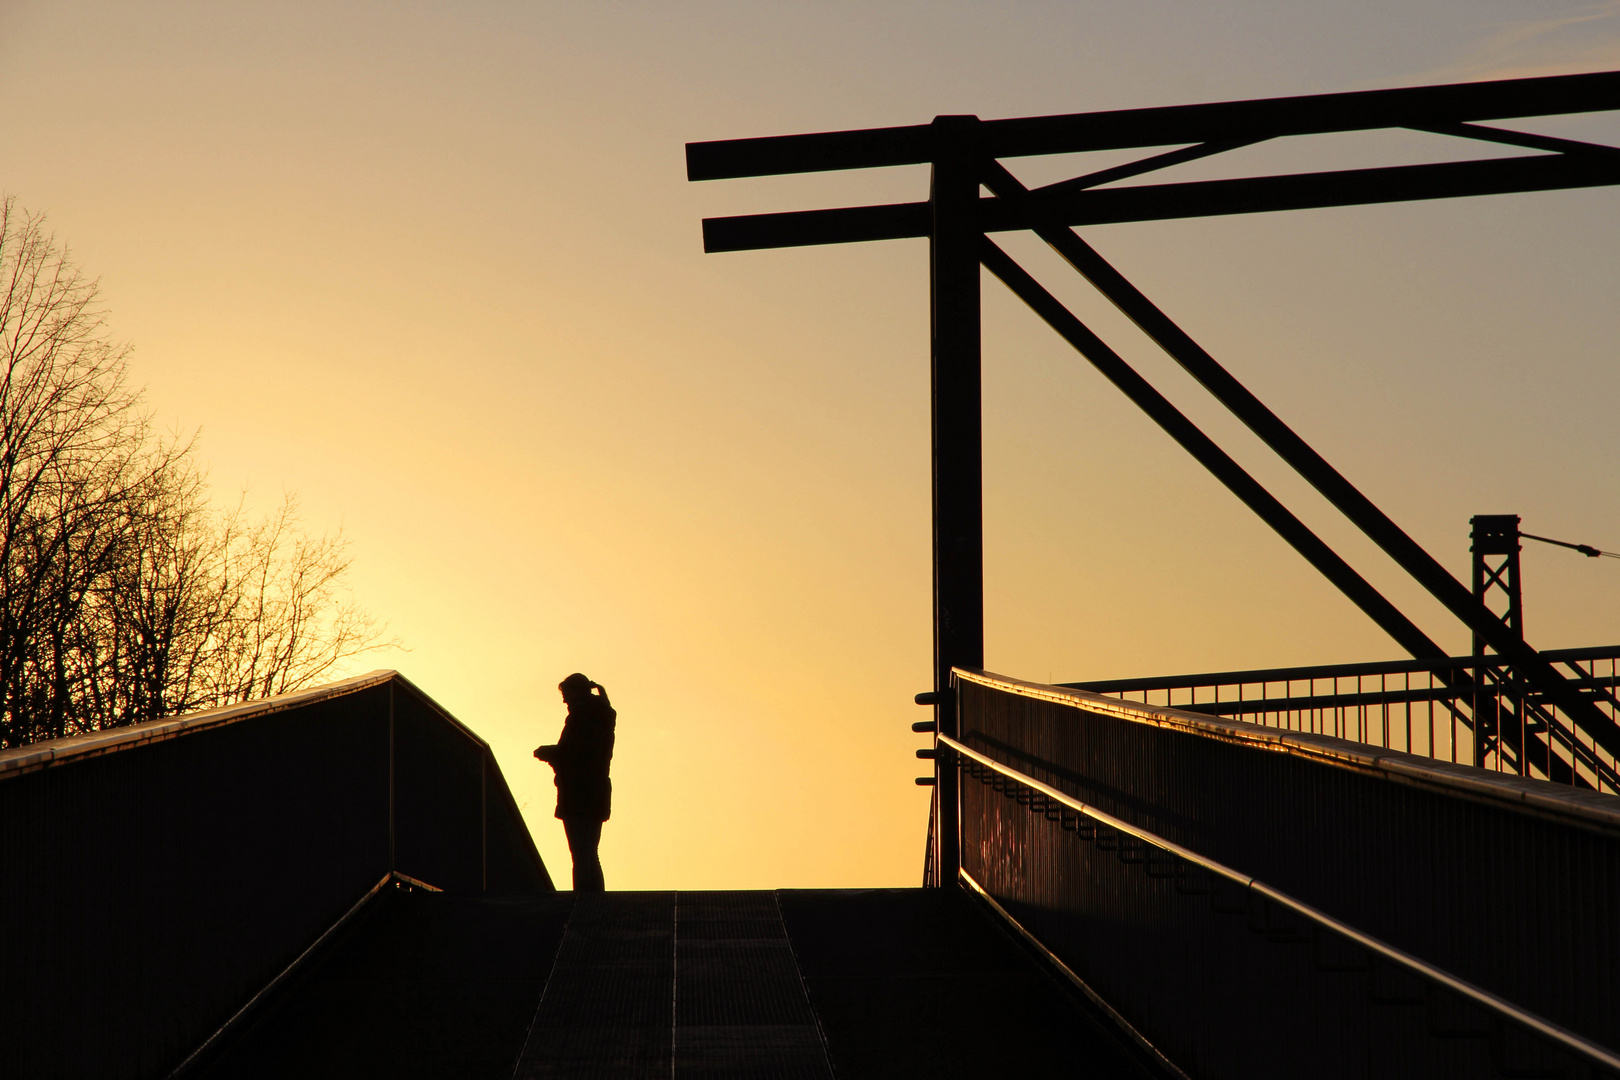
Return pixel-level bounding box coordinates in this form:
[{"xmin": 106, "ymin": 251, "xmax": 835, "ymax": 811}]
[{"xmin": 198, "ymin": 887, "xmax": 1159, "ymax": 1079}]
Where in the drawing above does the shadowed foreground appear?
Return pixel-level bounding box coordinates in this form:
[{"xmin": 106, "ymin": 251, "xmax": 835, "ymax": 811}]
[{"xmin": 197, "ymin": 887, "xmax": 1158, "ymax": 1079}]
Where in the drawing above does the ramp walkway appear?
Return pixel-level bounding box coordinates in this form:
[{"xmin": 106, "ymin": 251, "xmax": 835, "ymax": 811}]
[{"xmin": 195, "ymin": 887, "xmax": 1158, "ymax": 1079}]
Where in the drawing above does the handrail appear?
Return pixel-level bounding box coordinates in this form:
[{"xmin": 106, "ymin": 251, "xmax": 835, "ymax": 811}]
[
  {"xmin": 938, "ymin": 732, "xmax": 1620, "ymax": 1073},
  {"xmin": 0, "ymin": 670, "xmax": 398, "ymax": 777},
  {"xmin": 0, "ymin": 669, "xmax": 489, "ymax": 780},
  {"xmin": 956, "ymin": 668, "xmax": 1620, "ymax": 832},
  {"xmin": 1066, "ymin": 643, "xmax": 1620, "ymax": 693},
  {"xmin": 165, "ymin": 868, "xmax": 446, "ymax": 1078},
  {"xmin": 165, "ymin": 870, "xmax": 398, "ymax": 1078},
  {"xmin": 1059, "ymin": 646, "xmax": 1620, "ymax": 795}
]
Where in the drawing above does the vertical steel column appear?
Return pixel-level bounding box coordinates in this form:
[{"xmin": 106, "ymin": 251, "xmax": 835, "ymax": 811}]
[
  {"xmin": 930, "ymin": 115, "xmax": 983, "ymax": 886},
  {"xmin": 1471, "ymin": 514, "xmax": 1523, "ymax": 769}
]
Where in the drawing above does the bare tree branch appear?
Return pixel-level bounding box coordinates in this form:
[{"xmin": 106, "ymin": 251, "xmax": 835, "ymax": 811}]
[{"xmin": 0, "ymin": 196, "xmax": 399, "ymax": 748}]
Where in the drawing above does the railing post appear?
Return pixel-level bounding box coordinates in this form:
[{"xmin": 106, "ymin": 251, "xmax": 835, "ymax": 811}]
[{"xmin": 930, "ymin": 115, "xmax": 983, "ymax": 887}]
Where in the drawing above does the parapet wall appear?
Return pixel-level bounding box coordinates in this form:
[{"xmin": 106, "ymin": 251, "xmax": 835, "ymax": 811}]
[
  {"xmin": 954, "ymin": 667, "xmax": 1620, "ymax": 1078},
  {"xmin": 0, "ymin": 671, "xmax": 551, "ymax": 1080}
]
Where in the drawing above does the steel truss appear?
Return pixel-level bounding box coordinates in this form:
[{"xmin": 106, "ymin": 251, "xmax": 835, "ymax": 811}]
[{"xmin": 687, "ymin": 70, "xmax": 1620, "ymax": 879}]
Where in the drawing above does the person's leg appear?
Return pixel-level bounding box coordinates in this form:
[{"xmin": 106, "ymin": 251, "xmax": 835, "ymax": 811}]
[
  {"xmin": 563, "ymin": 817, "xmax": 587, "ymax": 890},
  {"xmin": 582, "ymin": 820, "xmax": 604, "ymax": 892},
  {"xmin": 563, "ymin": 817, "xmax": 605, "ymax": 892}
]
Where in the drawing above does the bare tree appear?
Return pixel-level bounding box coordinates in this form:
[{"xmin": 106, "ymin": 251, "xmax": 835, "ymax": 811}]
[
  {"xmin": 0, "ymin": 197, "xmax": 395, "ymax": 749},
  {"xmin": 189, "ymin": 492, "xmax": 389, "ymax": 707},
  {"xmin": 82, "ymin": 446, "xmax": 216, "ymax": 722},
  {"xmin": 0, "ymin": 196, "xmax": 145, "ymax": 745}
]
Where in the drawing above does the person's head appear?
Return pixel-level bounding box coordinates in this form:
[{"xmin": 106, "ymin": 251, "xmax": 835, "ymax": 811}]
[{"xmin": 559, "ymin": 672, "xmax": 593, "ymax": 708}]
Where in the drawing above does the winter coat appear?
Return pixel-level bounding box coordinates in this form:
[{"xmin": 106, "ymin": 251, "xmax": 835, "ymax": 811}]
[{"xmin": 549, "ymin": 696, "xmax": 615, "ymax": 822}]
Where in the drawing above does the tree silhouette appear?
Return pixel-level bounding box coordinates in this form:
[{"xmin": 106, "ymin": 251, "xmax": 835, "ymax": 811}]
[{"xmin": 0, "ymin": 196, "xmax": 394, "ymax": 748}]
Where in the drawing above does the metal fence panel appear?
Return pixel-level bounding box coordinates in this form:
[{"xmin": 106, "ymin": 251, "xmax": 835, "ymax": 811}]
[
  {"xmin": 955, "ymin": 671, "xmax": 1620, "ymax": 1078},
  {"xmin": 1069, "ymin": 646, "xmax": 1620, "ymax": 792}
]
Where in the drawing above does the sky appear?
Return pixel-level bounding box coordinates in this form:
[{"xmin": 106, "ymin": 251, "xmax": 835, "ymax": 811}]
[{"xmin": 1, "ymin": 0, "xmax": 1618, "ymax": 889}]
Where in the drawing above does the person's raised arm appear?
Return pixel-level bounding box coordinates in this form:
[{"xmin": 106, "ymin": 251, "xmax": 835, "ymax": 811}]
[{"xmin": 591, "ymin": 681, "xmax": 611, "ymax": 709}]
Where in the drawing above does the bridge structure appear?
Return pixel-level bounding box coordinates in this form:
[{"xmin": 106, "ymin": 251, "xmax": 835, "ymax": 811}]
[{"xmin": 6, "ymin": 71, "xmax": 1620, "ymax": 1079}]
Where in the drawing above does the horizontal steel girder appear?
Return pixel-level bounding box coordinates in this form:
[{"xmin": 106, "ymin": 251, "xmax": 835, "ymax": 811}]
[
  {"xmin": 702, "ymin": 152, "xmax": 1620, "ymax": 252},
  {"xmin": 687, "ymin": 69, "xmax": 1620, "ymax": 180}
]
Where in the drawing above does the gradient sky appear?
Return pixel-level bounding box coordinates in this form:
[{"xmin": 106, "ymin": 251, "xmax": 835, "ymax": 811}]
[{"xmin": 2, "ymin": 0, "xmax": 1618, "ymax": 888}]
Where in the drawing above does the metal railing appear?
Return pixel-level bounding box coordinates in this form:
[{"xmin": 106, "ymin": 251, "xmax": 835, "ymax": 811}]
[
  {"xmin": 0, "ymin": 670, "xmax": 551, "ymax": 1080},
  {"xmin": 945, "ymin": 732, "xmax": 1620, "ymax": 1077},
  {"xmin": 952, "ymin": 668, "xmax": 1620, "ymax": 1079},
  {"xmin": 1066, "ymin": 645, "xmax": 1620, "ymax": 793}
]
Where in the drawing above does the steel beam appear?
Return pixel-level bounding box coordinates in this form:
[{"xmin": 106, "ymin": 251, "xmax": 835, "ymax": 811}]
[
  {"xmin": 702, "ymin": 152, "xmax": 1620, "ymax": 252},
  {"xmin": 688, "ymin": 68, "xmax": 1620, "ymax": 810},
  {"xmin": 1011, "ymin": 152, "xmax": 1620, "ymax": 226},
  {"xmin": 687, "ymin": 69, "xmax": 1620, "ymax": 180},
  {"xmin": 976, "ymin": 162, "xmax": 1620, "ymax": 758},
  {"xmin": 978, "ymin": 238, "xmax": 1447, "ymax": 666},
  {"xmin": 929, "ymin": 116, "xmax": 983, "ymax": 887},
  {"xmin": 703, "ymin": 201, "xmax": 926, "ymax": 254}
]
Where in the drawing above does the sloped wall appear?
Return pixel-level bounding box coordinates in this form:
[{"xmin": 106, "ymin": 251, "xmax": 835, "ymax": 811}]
[{"xmin": 0, "ymin": 671, "xmax": 551, "ymax": 1080}]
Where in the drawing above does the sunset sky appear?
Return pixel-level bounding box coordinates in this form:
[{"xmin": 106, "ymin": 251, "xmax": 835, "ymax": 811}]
[{"xmin": 2, "ymin": 1, "xmax": 1618, "ymax": 889}]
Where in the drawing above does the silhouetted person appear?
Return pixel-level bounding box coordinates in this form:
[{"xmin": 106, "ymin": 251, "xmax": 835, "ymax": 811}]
[{"xmin": 534, "ymin": 673, "xmax": 615, "ymax": 892}]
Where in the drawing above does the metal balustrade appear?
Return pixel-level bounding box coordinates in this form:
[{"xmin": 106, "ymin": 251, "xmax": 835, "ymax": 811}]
[
  {"xmin": 949, "ymin": 667, "xmax": 1620, "ymax": 1079},
  {"xmin": 1067, "ymin": 646, "xmax": 1620, "ymax": 794}
]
